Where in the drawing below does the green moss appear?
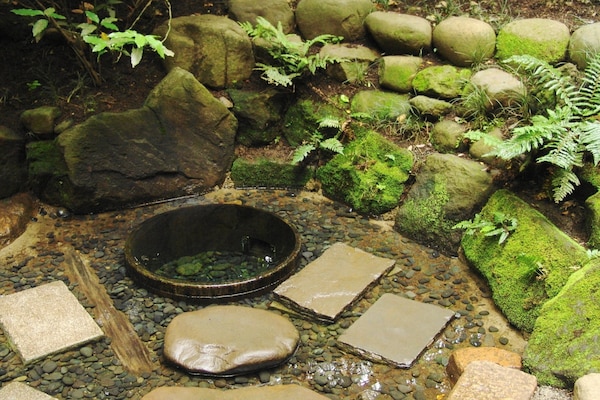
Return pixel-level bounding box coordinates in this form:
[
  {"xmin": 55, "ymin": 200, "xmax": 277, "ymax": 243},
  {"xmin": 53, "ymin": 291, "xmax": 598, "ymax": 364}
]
[
  {"xmin": 282, "ymin": 99, "xmax": 345, "ymax": 147},
  {"xmin": 461, "ymin": 189, "xmax": 588, "ymax": 332},
  {"xmin": 523, "ymin": 259, "xmax": 600, "ymax": 387},
  {"xmin": 317, "ymin": 131, "xmax": 413, "ymax": 214},
  {"xmin": 412, "ymin": 65, "xmax": 472, "ymax": 99},
  {"xmin": 395, "ymin": 176, "xmax": 454, "ymax": 243},
  {"xmin": 230, "ymin": 157, "xmax": 313, "ymax": 188},
  {"xmin": 496, "ymin": 30, "xmax": 568, "ymax": 63}
]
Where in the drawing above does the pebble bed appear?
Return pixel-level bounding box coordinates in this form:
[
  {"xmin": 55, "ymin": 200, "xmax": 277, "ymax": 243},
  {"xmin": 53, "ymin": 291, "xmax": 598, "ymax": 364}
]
[{"xmin": 0, "ymin": 188, "xmax": 568, "ymax": 399}]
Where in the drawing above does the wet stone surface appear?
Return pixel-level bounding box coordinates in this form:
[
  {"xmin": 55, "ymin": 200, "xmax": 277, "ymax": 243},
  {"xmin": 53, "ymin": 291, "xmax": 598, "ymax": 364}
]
[{"xmin": 0, "ymin": 189, "xmax": 527, "ymax": 399}]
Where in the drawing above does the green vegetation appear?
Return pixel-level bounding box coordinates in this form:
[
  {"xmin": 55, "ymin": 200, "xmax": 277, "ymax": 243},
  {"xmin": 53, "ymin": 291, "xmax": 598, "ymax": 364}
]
[
  {"xmin": 453, "ymin": 211, "xmax": 517, "ymax": 245},
  {"xmin": 470, "ymin": 53, "xmax": 600, "ymax": 202},
  {"xmin": 292, "ymin": 116, "xmax": 346, "ymax": 164},
  {"xmin": 11, "ymin": 0, "xmax": 173, "ymax": 85},
  {"xmin": 240, "ymin": 16, "xmax": 345, "ymax": 87}
]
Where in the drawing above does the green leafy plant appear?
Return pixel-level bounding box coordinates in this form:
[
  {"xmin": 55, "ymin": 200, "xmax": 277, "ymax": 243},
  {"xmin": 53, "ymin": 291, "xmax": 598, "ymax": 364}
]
[
  {"xmin": 453, "ymin": 211, "xmax": 518, "ymax": 244},
  {"xmin": 11, "ymin": 1, "xmax": 173, "ymax": 86},
  {"xmin": 485, "ymin": 53, "xmax": 600, "ymax": 202},
  {"xmin": 240, "ymin": 16, "xmax": 345, "ymax": 87},
  {"xmin": 292, "ymin": 116, "xmax": 345, "ymax": 164}
]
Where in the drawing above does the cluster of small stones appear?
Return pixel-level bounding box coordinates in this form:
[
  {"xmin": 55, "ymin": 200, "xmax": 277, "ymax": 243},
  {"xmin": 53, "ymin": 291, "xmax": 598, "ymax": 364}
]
[{"xmin": 0, "ymin": 189, "xmax": 531, "ymax": 399}]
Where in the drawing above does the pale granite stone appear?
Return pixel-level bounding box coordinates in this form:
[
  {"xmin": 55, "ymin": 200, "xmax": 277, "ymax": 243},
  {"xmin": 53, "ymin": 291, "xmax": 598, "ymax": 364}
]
[
  {"xmin": 274, "ymin": 242, "xmax": 396, "ymax": 322},
  {"xmin": 446, "ymin": 360, "xmax": 537, "ymax": 400},
  {"xmin": 574, "ymin": 373, "xmax": 600, "ymax": 400},
  {"xmin": 163, "ymin": 305, "xmax": 299, "ymax": 375},
  {"xmin": 337, "ymin": 293, "xmax": 454, "ymax": 367},
  {"xmin": 0, "ymin": 281, "xmax": 103, "ymax": 364},
  {"xmin": 447, "ymin": 347, "xmax": 522, "ymax": 384},
  {"xmin": 0, "ymin": 382, "xmax": 57, "ymax": 400}
]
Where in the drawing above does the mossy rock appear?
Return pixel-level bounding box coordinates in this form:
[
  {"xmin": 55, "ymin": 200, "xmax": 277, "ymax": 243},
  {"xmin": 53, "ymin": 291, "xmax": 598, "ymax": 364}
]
[
  {"xmin": 412, "ymin": 65, "xmax": 472, "ymax": 99},
  {"xmin": 350, "ymin": 90, "xmax": 411, "ymax": 120},
  {"xmin": 317, "ymin": 131, "xmax": 413, "ymax": 215},
  {"xmin": 523, "ymin": 258, "xmax": 600, "ymax": 387},
  {"xmin": 230, "ymin": 157, "xmax": 313, "ymax": 188},
  {"xmin": 496, "ymin": 18, "xmax": 570, "ymax": 63},
  {"xmin": 460, "ymin": 189, "xmax": 588, "ymax": 332},
  {"xmin": 585, "ymin": 191, "xmax": 600, "ymax": 249},
  {"xmin": 282, "ymin": 99, "xmax": 346, "ymax": 147}
]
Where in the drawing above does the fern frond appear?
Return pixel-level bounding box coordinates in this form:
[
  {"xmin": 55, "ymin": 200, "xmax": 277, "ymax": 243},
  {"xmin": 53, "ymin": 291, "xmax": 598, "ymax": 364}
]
[
  {"xmin": 292, "ymin": 144, "xmax": 316, "ymax": 164},
  {"xmin": 490, "ymin": 116, "xmax": 557, "ymax": 159},
  {"xmin": 319, "ymin": 138, "xmax": 344, "ymax": 154},
  {"xmin": 537, "ymin": 129, "xmax": 584, "ymax": 170},
  {"xmin": 257, "ymin": 65, "xmax": 299, "ymax": 87},
  {"xmin": 318, "ymin": 116, "xmax": 342, "ymax": 129},
  {"xmin": 577, "ymin": 53, "xmax": 600, "ymax": 117},
  {"xmin": 579, "ymin": 120, "xmax": 600, "ymax": 165},
  {"xmin": 551, "ymin": 168, "xmax": 580, "ymax": 202}
]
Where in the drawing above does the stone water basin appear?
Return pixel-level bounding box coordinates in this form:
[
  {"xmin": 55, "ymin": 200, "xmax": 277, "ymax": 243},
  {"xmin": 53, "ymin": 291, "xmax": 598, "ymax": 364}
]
[{"xmin": 125, "ymin": 204, "xmax": 301, "ymax": 301}]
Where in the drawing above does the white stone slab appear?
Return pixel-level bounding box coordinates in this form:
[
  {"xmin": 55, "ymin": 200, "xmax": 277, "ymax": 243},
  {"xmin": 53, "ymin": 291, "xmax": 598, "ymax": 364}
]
[
  {"xmin": 0, "ymin": 382, "xmax": 57, "ymax": 400},
  {"xmin": 274, "ymin": 242, "xmax": 396, "ymax": 322},
  {"xmin": 0, "ymin": 280, "xmax": 103, "ymax": 364},
  {"xmin": 338, "ymin": 293, "xmax": 455, "ymax": 368}
]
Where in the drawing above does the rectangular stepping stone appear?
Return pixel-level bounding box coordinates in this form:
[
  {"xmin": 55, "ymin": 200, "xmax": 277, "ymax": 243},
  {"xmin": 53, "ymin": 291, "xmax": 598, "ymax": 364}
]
[
  {"xmin": 0, "ymin": 382, "xmax": 57, "ymax": 400},
  {"xmin": 274, "ymin": 242, "xmax": 395, "ymax": 322},
  {"xmin": 337, "ymin": 293, "xmax": 455, "ymax": 368},
  {"xmin": 446, "ymin": 360, "xmax": 537, "ymax": 400},
  {"xmin": 0, "ymin": 280, "xmax": 103, "ymax": 364}
]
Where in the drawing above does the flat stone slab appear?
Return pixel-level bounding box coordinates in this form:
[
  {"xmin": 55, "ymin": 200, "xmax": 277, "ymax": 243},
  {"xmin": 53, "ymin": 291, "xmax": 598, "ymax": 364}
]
[
  {"xmin": 163, "ymin": 305, "xmax": 299, "ymax": 375},
  {"xmin": 337, "ymin": 293, "xmax": 454, "ymax": 368},
  {"xmin": 274, "ymin": 242, "xmax": 396, "ymax": 322},
  {"xmin": 446, "ymin": 360, "xmax": 537, "ymax": 400},
  {"xmin": 0, "ymin": 281, "xmax": 103, "ymax": 364},
  {"xmin": 0, "ymin": 382, "xmax": 57, "ymax": 400},
  {"xmin": 141, "ymin": 384, "xmax": 329, "ymax": 400}
]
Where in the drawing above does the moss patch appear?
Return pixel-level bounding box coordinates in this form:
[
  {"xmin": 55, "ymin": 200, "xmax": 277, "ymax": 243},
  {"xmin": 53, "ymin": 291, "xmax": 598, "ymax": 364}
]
[
  {"xmin": 230, "ymin": 158, "xmax": 313, "ymax": 188},
  {"xmin": 317, "ymin": 131, "xmax": 413, "ymax": 215},
  {"xmin": 461, "ymin": 189, "xmax": 588, "ymax": 332},
  {"xmin": 523, "ymin": 258, "xmax": 600, "ymax": 387},
  {"xmin": 282, "ymin": 99, "xmax": 346, "ymax": 147}
]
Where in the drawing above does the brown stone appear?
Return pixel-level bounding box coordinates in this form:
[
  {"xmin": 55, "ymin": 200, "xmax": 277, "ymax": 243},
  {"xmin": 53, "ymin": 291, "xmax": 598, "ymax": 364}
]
[
  {"xmin": 447, "ymin": 347, "xmax": 522, "ymax": 384},
  {"xmin": 0, "ymin": 193, "xmax": 35, "ymax": 248},
  {"xmin": 446, "ymin": 360, "xmax": 536, "ymax": 400}
]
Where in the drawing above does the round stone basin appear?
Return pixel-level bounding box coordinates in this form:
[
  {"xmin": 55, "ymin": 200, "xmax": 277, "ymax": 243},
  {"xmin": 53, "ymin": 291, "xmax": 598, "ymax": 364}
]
[{"xmin": 124, "ymin": 204, "xmax": 301, "ymax": 301}]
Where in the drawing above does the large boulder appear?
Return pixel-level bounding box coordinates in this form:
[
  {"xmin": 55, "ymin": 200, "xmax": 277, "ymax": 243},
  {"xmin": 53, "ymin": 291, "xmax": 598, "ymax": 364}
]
[
  {"xmin": 29, "ymin": 68, "xmax": 237, "ymax": 213},
  {"xmin": 295, "ymin": 0, "xmax": 373, "ymax": 41},
  {"xmin": 569, "ymin": 22, "xmax": 600, "ymax": 69},
  {"xmin": 154, "ymin": 15, "xmax": 254, "ymax": 89},
  {"xmin": 460, "ymin": 189, "xmax": 589, "ymax": 332},
  {"xmin": 228, "ymin": 0, "xmax": 295, "ymax": 34},
  {"xmin": 496, "ymin": 18, "xmax": 570, "ymax": 63},
  {"xmin": 350, "ymin": 90, "xmax": 411, "ymax": 120},
  {"xmin": 523, "ymin": 258, "xmax": 600, "ymax": 388},
  {"xmin": 432, "ymin": 17, "xmax": 496, "ymax": 67},
  {"xmin": 378, "ymin": 56, "xmax": 423, "ymax": 93},
  {"xmin": 364, "ymin": 12, "xmax": 432, "ymax": 55},
  {"xmin": 0, "ymin": 126, "xmax": 26, "ymax": 199},
  {"xmin": 319, "ymin": 43, "xmax": 380, "ymax": 83},
  {"xmin": 395, "ymin": 153, "xmax": 495, "ymax": 255}
]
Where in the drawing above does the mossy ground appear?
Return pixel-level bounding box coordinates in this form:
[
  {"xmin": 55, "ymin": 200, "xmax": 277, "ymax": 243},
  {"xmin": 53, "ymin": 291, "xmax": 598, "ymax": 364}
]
[{"xmin": 461, "ymin": 189, "xmax": 588, "ymax": 332}]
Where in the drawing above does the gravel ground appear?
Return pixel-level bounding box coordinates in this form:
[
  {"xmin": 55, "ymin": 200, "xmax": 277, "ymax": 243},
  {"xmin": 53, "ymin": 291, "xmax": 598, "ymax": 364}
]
[{"xmin": 0, "ymin": 189, "xmax": 573, "ymax": 399}]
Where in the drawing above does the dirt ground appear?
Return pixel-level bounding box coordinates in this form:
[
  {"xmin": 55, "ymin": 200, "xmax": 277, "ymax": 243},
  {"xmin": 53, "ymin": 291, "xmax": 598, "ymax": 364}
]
[{"xmin": 0, "ymin": 0, "xmax": 597, "ymax": 240}]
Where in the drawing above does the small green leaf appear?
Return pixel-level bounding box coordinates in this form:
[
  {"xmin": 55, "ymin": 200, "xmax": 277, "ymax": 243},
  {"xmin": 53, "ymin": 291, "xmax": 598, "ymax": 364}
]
[
  {"xmin": 130, "ymin": 47, "xmax": 143, "ymax": 67},
  {"xmin": 11, "ymin": 8, "xmax": 44, "ymax": 17},
  {"xmin": 85, "ymin": 11, "xmax": 100, "ymax": 24},
  {"xmin": 100, "ymin": 17, "xmax": 119, "ymax": 31},
  {"xmin": 78, "ymin": 23, "xmax": 97, "ymax": 37},
  {"xmin": 32, "ymin": 19, "xmax": 48, "ymax": 38}
]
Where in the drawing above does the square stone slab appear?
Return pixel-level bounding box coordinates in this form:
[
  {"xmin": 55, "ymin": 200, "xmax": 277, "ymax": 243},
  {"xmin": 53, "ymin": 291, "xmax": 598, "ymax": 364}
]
[
  {"xmin": 337, "ymin": 293, "xmax": 455, "ymax": 368},
  {"xmin": 0, "ymin": 280, "xmax": 103, "ymax": 364},
  {"xmin": 274, "ymin": 242, "xmax": 395, "ymax": 322},
  {"xmin": 0, "ymin": 382, "xmax": 57, "ymax": 400}
]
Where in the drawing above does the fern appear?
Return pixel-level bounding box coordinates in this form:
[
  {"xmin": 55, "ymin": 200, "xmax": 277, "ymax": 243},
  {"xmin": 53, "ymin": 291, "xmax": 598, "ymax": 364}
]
[
  {"xmin": 240, "ymin": 16, "xmax": 345, "ymax": 87},
  {"xmin": 320, "ymin": 138, "xmax": 344, "ymax": 154},
  {"xmin": 489, "ymin": 53, "xmax": 600, "ymax": 202}
]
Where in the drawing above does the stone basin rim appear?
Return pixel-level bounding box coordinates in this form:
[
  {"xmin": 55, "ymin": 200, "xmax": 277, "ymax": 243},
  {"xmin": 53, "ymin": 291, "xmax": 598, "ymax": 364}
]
[{"xmin": 124, "ymin": 203, "xmax": 302, "ymax": 302}]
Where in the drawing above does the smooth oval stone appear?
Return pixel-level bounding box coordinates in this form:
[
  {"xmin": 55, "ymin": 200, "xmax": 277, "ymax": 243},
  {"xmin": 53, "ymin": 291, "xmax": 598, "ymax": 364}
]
[{"xmin": 164, "ymin": 305, "xmax": 299, "ymax": 375}]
